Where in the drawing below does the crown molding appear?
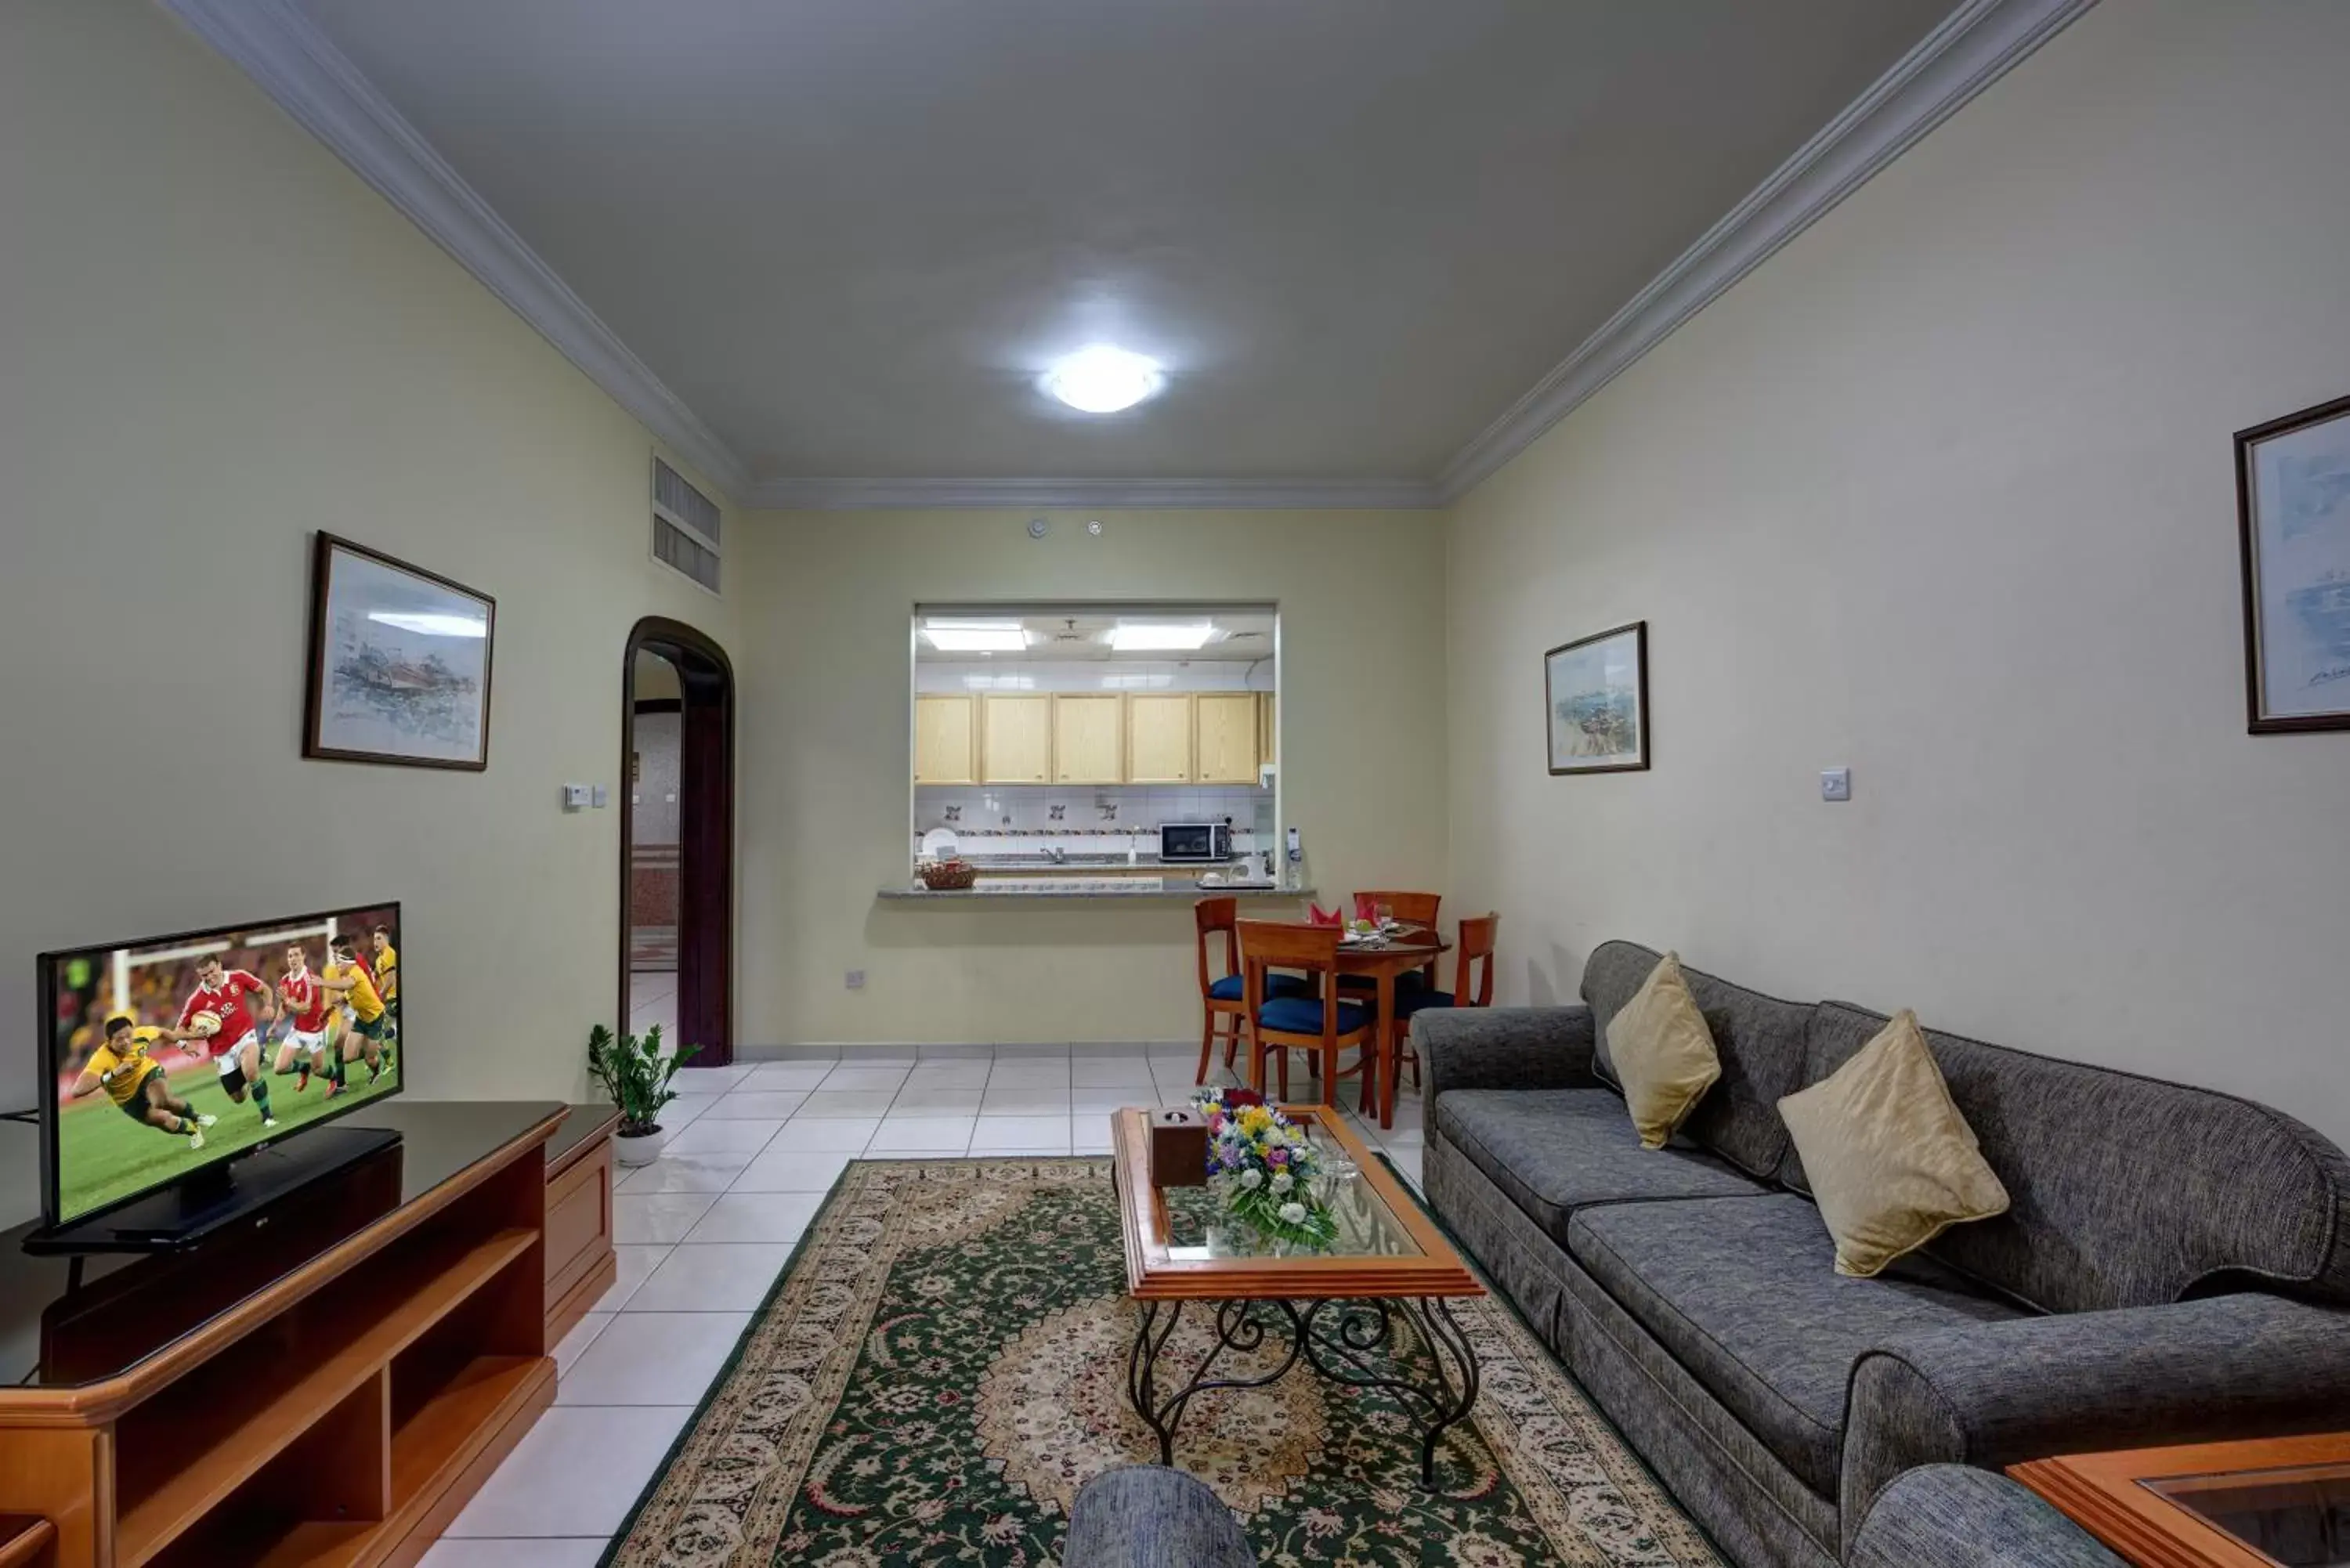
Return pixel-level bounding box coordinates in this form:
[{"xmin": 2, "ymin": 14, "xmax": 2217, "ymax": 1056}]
[
  {"xmin": 158, "ymin": 0, "xmax": 754, "ymax": 499},
  {"xmin": 162, "ymin": 0, "xmax": 2090, "ymax": 517},
  {"xmin": 1433, "ymin": 0, "xmax": 2097, "ymax": 504},
  {"xmin": 743, "ymin": 476, "xmax": 1442, "ymax": 511}
]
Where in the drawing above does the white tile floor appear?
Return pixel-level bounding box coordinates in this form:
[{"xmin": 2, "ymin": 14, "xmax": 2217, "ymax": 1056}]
[
  {"xmin": 418, "ymin": 1043, "xmax": 1426, "ymax": 1565},
  {"xmin": 625, "ymin": 970, "xmax": 677, "ymax": 1042}
]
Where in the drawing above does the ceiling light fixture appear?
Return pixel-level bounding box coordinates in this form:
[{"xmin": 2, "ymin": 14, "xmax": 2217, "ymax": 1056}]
[
  {"xmin": 1104, "ymin": 622, "xmax": 1216, "ymax": 652},
  {"xmin": 1043, "ymin": 345, "xmax": 1164, "ymax": 414},
  {"xmin": 923, "ymin": 618, "xmax": 1029, "ymax": 653}
]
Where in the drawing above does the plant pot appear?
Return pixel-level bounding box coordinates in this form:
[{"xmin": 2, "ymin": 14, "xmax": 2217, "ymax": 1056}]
[{"xmin": 614, "ymin": 1122, "xmax": 669, "ymax": 1166}]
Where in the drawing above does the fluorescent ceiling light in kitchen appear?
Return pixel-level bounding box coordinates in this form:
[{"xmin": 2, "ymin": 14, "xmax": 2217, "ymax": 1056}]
[
  {"xmin": 923, "ymin": 618, "xmax": 1029, "ymax": 653},
  {"xmin": 1104, "ymin": 621, "xmax": 1216, "ymax": 651},
  {"xmin": 1042, "ymin": 346, "xmax": 1164, "ymax": 414}
]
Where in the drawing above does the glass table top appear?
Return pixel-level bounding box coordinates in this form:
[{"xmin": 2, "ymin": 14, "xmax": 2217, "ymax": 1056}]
[
  {"xmin": 1162, "ymin": 1122, "xmax": 1421, "ymax": 1261},
  {"xmin": 2145, "ymin": 1461, "xmax": 2350, "ymax": 1566},
  {"xmin": 1115, "ymin": 1104, "xmax": 1479, "ymax": 1298}
]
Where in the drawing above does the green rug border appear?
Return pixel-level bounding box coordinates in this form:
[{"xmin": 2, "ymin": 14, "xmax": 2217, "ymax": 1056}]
[{"xmin": 591, "ymin": 1150, "xmax": 1726, "ymax": 1566}]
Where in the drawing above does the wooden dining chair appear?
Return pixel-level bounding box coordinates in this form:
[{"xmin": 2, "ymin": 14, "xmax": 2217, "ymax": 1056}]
[
  {"xmin": 1194, "ymin": 897, "xmax": 1307, "ymax": 1082},
  {"xmin": 1237, "ymin": 919, "xmax": 1379, "ymax": 1109},
  {"xmin": 1388, "ymin": 912, "xmax": 1500, "ymax": 1097},
  {"xmin": 1343, "ymin": 890, "xmax": 1444, "ymax": 992}
]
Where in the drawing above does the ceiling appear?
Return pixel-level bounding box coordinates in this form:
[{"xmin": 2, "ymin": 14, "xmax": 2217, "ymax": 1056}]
[
  {"xmin": 916, "ymin": 610, "xmax": 1276, "ymax": 664},
  {"xmin": 289, "ymin": 0, "xmax": 1961, "ymax": 493}
]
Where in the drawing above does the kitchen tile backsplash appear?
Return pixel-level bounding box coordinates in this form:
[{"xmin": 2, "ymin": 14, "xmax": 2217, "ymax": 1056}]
[{"xmin": 916, "ymin": 784, "xmax": 1267, "ymax": 837}]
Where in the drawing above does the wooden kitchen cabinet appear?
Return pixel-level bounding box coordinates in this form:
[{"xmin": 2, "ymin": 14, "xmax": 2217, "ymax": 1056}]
[
  {"xmin": 1195, "ymin": 692, "xmax": 1261, "ymax": 784},
  {"xmin": 1054, "ymin": 694, "xmax": 1124, "ymax": 783},
  {"xmin": 981, "ymin": 693, "xmax": 1054, "ymax": 782},
  {"xmin": 1258, "ymin": 692, "xmax": 1278, "ymax": 766},
  {"xmin": 1126, "ymin": 693, "xmax": 1195, "ymax": 783},
  {"xmin": 913, "ymin": 695, "xmax": 977, "ymax": 784}
]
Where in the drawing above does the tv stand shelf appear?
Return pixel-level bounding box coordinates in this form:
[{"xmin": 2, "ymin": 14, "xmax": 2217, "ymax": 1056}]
[{"xmin": 0, "ymin": 1102, "xmax": 569, "ymax": 1568}]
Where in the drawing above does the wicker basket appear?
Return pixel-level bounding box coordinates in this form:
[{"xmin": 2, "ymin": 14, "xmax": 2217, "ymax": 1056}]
[{"xmin": 919, "ymin": 858, "xmax": 978, "ymax": 891}]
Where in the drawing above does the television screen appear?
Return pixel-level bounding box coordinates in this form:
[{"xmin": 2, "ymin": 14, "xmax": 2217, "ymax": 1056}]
[{"xmin": 42, "ymin": 903, "xmax": 404, "ymax": 1227}]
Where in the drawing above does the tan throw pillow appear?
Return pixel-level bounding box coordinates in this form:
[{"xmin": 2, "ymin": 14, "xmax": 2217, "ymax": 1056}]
[
  {"xmin": 1607, "ymin": 952, "xmax": 1723, "ymax": 1148},
  {"xmin": 1777, "ymin": 1010, "xmax": 2011, "ymax": 1277}
]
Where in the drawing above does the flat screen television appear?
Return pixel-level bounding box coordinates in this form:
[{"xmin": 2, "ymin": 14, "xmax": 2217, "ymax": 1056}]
[{"xmin": 38, "ymin": 903, "xmax": 404, "ymax": 1230}]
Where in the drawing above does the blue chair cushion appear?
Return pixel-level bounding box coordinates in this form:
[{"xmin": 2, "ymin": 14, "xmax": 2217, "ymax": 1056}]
[
  {"xmin": 1207, "ymin": 973, "xmax": 1309, "ymax": 1003},
  {"xmin": 1392, "ymin": 988, "xmax": 1459, "ymax": 1018},
  {"xmin": 1257, "ymin": 995, "xmax": 1375, "ymax": 1036}
]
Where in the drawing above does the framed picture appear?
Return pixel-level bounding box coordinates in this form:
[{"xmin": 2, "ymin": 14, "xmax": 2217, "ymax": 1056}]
[
  {"xmin": 304, "ymin": 532, "xmax": 497, "ymax": 768},
  {"xmin": 2237, "ymin": 394, "xmax": 2350, "ymax": 733},
  {"xmin": 1545, "ymin": 620, "xmax": 1649, "ymax": 774}
]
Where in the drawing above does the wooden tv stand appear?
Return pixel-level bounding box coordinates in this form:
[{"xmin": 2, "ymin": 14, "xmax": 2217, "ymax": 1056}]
[{"xmin": 0, "ymin": 1101, "xmax": 570, "ymax": 1568}]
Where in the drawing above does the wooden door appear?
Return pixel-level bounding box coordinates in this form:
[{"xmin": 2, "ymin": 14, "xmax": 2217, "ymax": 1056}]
[
  {"xmin": 1126, "ymin": 694, "xmax": 1195, "ymax": 783},
  {"xmin": 913, "ymin": 695, "xmax": 977, "ymax": 784},
  {"xmin": 1195, "ymin": 693, "xmax": 1260, "ymax": 783},
  {"xmin": 1053, "ymin": 695, "xmax": 1124, "ymax": 784},
  {"xmin": 981, "ymin": 694, "xmax": 1054, "ymax": 783}
]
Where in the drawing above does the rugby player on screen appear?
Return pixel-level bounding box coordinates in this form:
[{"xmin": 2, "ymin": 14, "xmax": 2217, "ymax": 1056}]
[
  {"xmin": 273, "ymin": 941, "xmax": 334, "ymax": 1092},
  {"xmin": 154, "ymin": 954, "xmax": 277, "ymax": 1129},
  {"xmin": 370, "ymin": 926, "xmax": 399, "ymax": 1029},
  {"xmin": 320, "ymin": 934, "xmax": 391, "ymax": 1097},
  {"xmin": 69, "ymin": 1015, "xmax": 215, "ymax": 1147}
]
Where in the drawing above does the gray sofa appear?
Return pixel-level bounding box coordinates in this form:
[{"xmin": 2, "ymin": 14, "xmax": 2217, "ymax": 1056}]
[
  {"xmin": 1058, "ymin": 1461, "xmax": 2122, "ymax": 1568},
  {"xmin": 1416, "ymin": 939, "xmax": 2350, "ymax": 1568},
  {"xmin": 1064, "ymin": 1465, "xmax": 1252, "ymax": 1568},
  {"xmin": 1848, "ymin": 1466, "xmax": 2124, "ymax": 1567}
]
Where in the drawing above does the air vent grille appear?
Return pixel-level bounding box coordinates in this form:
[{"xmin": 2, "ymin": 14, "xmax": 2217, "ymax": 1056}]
[{"xmin": 651, "ymin": 457, "xmax": 720, "ymax": 593}]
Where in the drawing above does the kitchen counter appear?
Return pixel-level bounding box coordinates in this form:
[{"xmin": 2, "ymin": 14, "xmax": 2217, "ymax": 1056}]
[
  {"xmin": 879, "ymin": 880, "xmax": 1314, "ymax": 901},
  {"xmin": 946, "ymin": 854, "xmax": 1264, "ymax": 873}
]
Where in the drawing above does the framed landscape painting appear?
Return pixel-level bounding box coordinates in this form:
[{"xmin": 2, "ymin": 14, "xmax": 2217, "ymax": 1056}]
[
  {"xmin": 304, "ymin": 533, "xmax": 497, "ymax": 768},
  {"xmin": 1546, "ymin": 620, "xmax": 1649, "ymax": 775},
  {"xmin": 2238, "ymin": 394, "xmax": 2350, "ymax": 733}
]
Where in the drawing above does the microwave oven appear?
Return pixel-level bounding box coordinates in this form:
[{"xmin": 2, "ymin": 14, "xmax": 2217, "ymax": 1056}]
[{"xmin": 1159, "ymin": 822, "xmax": 1232, "ymax": 863}]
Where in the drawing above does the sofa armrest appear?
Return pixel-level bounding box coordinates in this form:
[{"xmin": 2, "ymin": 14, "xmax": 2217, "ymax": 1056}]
[
  {"xmin": 1849, "ymin": 1465, "xmax": 2124, "ymax": 1568},
  {"xmin": 1417, "ymin": 1006, "xmax": 1600, "ymax": 1115},
  {"xmin": 1842, "ymin": 1292, "xmax": 2350, "ymax": 1558},
  {"xmin": 1065, "ymin": 1465, "xmax": 1253, "ymax": 1568}
]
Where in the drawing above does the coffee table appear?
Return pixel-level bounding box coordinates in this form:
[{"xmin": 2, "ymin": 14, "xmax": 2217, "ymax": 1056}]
[
  {"xmin": 1108, "ymin": 1104, "xmax": 1484, "ymax": 1484},
  {"xmin": 2012, "ymin": 1430, "xmax": 2350, "ymax": 1566}
]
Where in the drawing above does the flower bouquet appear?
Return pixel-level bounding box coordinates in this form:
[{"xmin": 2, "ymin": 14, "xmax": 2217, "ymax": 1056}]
[{"xmin": 1192, "ymin": 1086, "xmax": 1337, "ymax": 1249}]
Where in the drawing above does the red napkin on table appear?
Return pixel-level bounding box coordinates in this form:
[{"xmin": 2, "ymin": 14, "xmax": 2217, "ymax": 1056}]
[
  {"xmin": 1354, "ymin": 893, "xmax": 1380, "ymax": 923},
  {"xmin": 1308, "ymin": 904, "xmax": 1342, "ymax": 926}
]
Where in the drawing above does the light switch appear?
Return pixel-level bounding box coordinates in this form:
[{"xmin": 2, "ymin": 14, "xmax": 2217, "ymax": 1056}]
[
  {"xmin": 1820, "ymin": 768, "xmax": 1852, "ymax": 802},
  {"xmin": 561, "ymin": 783, "xmax": 591, "ymax": 811}
]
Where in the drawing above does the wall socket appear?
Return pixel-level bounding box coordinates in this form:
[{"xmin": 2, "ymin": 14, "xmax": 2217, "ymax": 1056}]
[
  {"xmin": 1820, "ymin": 768, "xmax": 1853, "ymax": 802},
  {"xmin": 844, "ymin": 969, "xmax": 866, "ymax": 991}
]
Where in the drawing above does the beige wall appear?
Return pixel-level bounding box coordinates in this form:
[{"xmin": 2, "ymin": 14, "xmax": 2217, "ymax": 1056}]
[
  {"xmin": 0, "ymin": 2, "xmax": 736, "ymax": 1219},
  {"xmin": 1444, "ymin": 0, "xmax": 2350, "ymax": 1144},
  {"xmin": 735, "ymin": 509, "xmax": 1446, "ymax": 1046}
]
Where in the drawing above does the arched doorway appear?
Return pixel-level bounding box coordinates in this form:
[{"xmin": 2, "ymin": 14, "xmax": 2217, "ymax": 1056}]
[{"xmin": 622, "ymin": 617, "xmax": 734, "ymax": 1065}]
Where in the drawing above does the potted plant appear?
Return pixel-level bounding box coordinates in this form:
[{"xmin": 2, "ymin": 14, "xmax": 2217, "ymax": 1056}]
[{"xmin": 588, "ymin": 1023, "xmax": 700, "ymax": 1165}]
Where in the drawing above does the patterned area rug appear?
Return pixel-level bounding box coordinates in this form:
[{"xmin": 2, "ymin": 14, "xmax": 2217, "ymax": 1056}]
[{"xmin": 603, "ymin": 1159, "xmax": 1720, "ymax": 1567}]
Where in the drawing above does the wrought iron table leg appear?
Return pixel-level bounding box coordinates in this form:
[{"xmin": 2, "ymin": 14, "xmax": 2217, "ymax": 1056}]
[
  {"xmin": 1128, "ymin": 1295, "xmax": 1480, "ymax": 1486},
  {"xmin": 1405, "ymin": 1295, "xmax": 1481, "ymax": 1485},
  {"xmin": 1126, "ymin": 1298, "xmax": 1307, "ymax": 1467},
  {"xmin": 1297, "ymin": 1295, "xmax": 1483, "ymax": 1486}
]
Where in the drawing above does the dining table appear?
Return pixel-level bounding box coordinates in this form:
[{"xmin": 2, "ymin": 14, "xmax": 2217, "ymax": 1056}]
[{"xmin": 1243, "ymin": 923, "xmax": 1450, "ymax": 1129}]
